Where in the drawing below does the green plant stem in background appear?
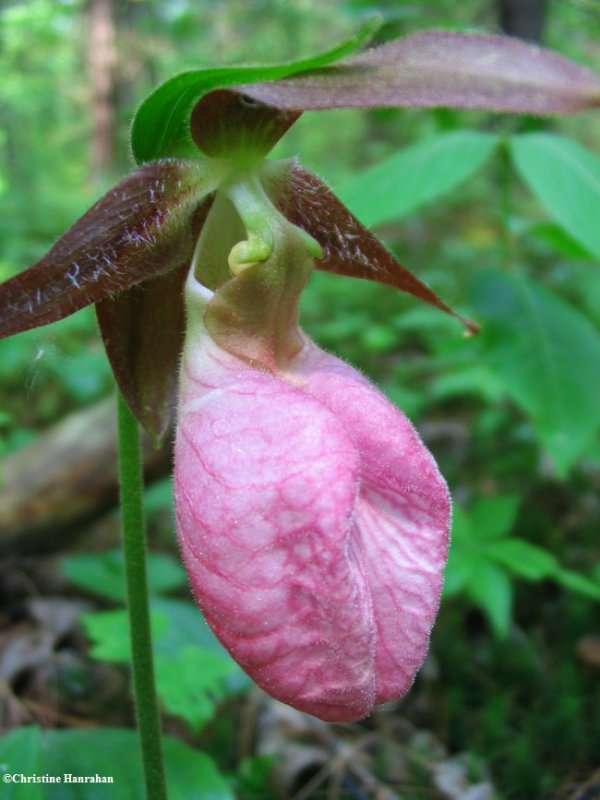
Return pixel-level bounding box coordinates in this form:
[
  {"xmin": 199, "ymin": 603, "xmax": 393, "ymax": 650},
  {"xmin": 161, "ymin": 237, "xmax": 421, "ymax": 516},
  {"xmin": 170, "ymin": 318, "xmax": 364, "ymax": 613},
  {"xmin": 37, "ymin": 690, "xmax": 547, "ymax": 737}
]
[{"xmin": 117, "ymin": 391, "xmax": 168, "ymax": 800}]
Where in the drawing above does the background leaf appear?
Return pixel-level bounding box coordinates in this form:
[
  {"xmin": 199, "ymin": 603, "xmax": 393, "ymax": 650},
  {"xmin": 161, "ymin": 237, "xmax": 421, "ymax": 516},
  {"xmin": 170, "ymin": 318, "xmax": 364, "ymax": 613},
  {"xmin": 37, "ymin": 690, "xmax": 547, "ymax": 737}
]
[
  {"xmin": 61, "ymin": 549, "xmax": 186, "ymax": 603},
  {"xmin": 468, "ymin": 495, "xmax": 521, "ymax": 541},
  {"xmin": 486, "ymin": 539, "xmax": 559, "ymax": 580},
  {"xmin": 444, "ymin": 496, "xmax": 600, "ymax": 638},
  {"xmin": 81, "ymin": 598, "xmax": 250, "ymax": 730},
  {"xmin": 466, "ymin": 561, "xmax": 513, "ymax": 639},
  {"xmin": 510, "ymin": 133, "xmax": 600, "ymax": 261},
  {"xmin": 81, "ymin": 607, "xmax": 169, "ymax": 662},
  {"xmin": 337, "ymin": 130, "xmax": 499, "ymax": 227},
  {"xmin": 155, "ymin": 646, "xmax": 240, "ymax": 731},
  {"xmin": 471, "ymin": 269, "xmax": 600, "ymax": 474},
  {"xmin": 0, "ymin": 727, "xmax": 43, "ymax": 800},
  {"xmin": 0, "ymin": 726, "xmax": 233, "ymax": 800}
]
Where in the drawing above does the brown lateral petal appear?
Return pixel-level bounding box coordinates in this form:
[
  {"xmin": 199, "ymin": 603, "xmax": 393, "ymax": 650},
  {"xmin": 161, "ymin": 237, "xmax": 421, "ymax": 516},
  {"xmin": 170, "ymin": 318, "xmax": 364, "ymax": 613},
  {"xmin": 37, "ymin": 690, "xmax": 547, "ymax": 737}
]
[
  {"xmin": 239, "ymin": 31, "xmax": 600, "ymax": 115},
  {"xmin": 96, "ymin": 263, "xmax": 191, "ymax": 444},
  {"xmin": 272, "ymin": 163, "xmax": 479, "ymax": 334},
  {"xmin": 0, "ymin": 159, "xmax": 215, "ymax": 341}
]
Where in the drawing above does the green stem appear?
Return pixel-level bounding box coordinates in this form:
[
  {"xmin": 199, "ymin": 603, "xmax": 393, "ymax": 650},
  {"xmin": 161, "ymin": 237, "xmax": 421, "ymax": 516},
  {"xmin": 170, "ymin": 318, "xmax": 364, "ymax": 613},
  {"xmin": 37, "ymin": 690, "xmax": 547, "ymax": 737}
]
[
  {"xmin": 117, "ymin": 392, "xmax": 168, "ymax": 800},
  {"xmin": 499, "ymin": 139, "xmax": 515, "ymax": 271}
]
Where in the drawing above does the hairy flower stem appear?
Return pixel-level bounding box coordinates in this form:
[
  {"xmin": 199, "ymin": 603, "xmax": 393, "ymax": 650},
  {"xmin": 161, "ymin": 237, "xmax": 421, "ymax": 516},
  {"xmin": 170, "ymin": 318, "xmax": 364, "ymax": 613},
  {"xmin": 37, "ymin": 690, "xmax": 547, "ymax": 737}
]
[
  {"xmin": 499, "ymin": 139, "xmax": 515, "ymax": 271},
  {"xmin": 117, "ymin": 392, "xmax": 168, "ymax": 800}
]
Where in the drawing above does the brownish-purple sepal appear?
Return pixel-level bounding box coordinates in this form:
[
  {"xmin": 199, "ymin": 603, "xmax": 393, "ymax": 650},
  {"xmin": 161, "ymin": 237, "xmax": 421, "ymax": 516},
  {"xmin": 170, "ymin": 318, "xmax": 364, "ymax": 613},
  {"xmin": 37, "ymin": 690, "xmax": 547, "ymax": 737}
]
[
  {"xmin": 96, "ymin": 262, "xmax": 192, "ymax": 445},
  {"xmin": 191, "ymin": 89, "xmax": 301, "ymax": 158},
  {"xmin": 0, "ymin": 159, "xmax": 214, "ymax": 341},
  {"xmin": 239, "ymin": 31, "xmax": 600, "ymax": 115},
  {"xmin": 272, "ymin": 163, "xmax": 479, "ymax": 334}
]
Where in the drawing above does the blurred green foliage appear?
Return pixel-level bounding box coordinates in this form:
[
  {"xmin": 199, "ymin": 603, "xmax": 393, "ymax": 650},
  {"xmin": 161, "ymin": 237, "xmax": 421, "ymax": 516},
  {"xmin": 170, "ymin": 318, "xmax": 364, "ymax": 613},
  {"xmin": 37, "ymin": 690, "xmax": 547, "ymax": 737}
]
[
  {"xmin": 0, "ymin": 725, "xmax": 235, "ymax": 799},
  {"xmin": 2, "ymin": 0, "xmax": 600, "ymax": 797},
  {"xmin": 62, "ymin": 549, "xmax": 250, "ymax": 732}
]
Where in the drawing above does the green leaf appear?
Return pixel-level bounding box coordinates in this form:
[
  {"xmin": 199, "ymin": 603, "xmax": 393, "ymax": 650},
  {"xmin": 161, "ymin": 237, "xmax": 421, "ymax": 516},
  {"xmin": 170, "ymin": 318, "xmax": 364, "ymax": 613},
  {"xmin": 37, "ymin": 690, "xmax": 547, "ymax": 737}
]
[
  {"xmin": 0, "ymin": 727, "xmax": 43, "ymax": 800},
  {"xmin": 510, "ymin": 133, "xmax": 600, "ymax": 261},
  {"xmin": 81, "ymin": 607, "xmax": 169, "ymax": 662},
  {"xmin": 444, "ymin": 505, "xmax": 479, "ymax": 596},
  {"xmin": 486, "ymin": 538, "xmax": 559, "ymax": 580},
  {"xmin": 448, "ymin": 502, "xmax": 472, "ymax": 544},
  {"xmin": 488, "ymin": 541, "xmax": 600, "ymax": 600},
  {"xmin": 61, "ymin": 549, "xmax": 186, "ymax": 603},
  {"xmin": 471, "ymin": 270, "xmax": 600, "ymax": 474},
  {"xmin": 337, "ymin": 130, "xmax": 499, "ymax": 227},
  {"xmin": 0, "ymin": 726, "xmax": 234, "ymax": 800},
  {"xmin": 82, "ymin": 599, "xmax": 250, "ymax": 729},
  {"xmin": 155, "ymin": 647, "xmax": 239, "ymax": 731},
  {"xmin": 466, "ymin": 561, "xmax": 513, "ymax": 639},
  {"xmin": 444, "ymin": 547, "xmax": 481, "ymax": 597},
  {"xmin": 151, "ymin": 598, "xmax": 251, "ymax": 696},
  {"xmin": 235, "ymin": 755, "xmax": 278, "ymax": 800},
  {"xmin": 552, "ymin": 568, "xmax": 600, "ymax": 601},
  {"xmin": 469, "ymin": 495, "xmax": 521, "ymax": 541},
  {"xmin": 526, "ymin": 222, "xmax": 593, "ymax": 260},
  {"xmin": 143, "ymin": 477, "xmax": 175, "ymax": 514},
  {"xmin": 131, "ymin": 20, "xmax": 379, "ymax": 163},
  {"xmin": 432, "ymin": 364, "xmax": 504, "ymax": 404},
  {"xmin": 81, "ymin": 602, "xmax": 218, "ymax": 660}
]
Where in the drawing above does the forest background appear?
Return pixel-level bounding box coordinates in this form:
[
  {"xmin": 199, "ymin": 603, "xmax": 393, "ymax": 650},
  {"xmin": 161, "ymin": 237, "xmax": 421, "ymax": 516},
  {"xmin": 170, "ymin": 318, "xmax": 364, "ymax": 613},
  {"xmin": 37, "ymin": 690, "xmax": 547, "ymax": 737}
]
[{"xmin": 1, "ymin": 1, "xmax": 600, "ymax": 798}]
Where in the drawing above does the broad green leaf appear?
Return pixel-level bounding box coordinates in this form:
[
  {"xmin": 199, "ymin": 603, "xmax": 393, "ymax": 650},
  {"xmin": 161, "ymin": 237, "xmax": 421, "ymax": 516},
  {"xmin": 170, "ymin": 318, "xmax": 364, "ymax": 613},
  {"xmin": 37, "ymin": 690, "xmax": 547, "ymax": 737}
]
[
  {"xmin": 486, "ymin": 538, "xmax": 559, "ymax": 580},
  {"xmin": 0, "ymin": 726, "xmax": 43, "ymax": 800},
  {"xmin": 337, "ymin": 131, "xmax": 499, "ymax": 227},
  {"xmin": 143, "ymin": 477, "xmax": 175, "ymax": 514},
  {"xmin": 471, "ymin": 270, "xmax": 600, "ymax": 474},
  {"xmin": 553, "ymin": 568, "xmax": 600, "ymax": 601},
  {"xmin": 469, "ymin": 495, "xmax": 521, "ymax": 541},
  {"xmin": 448, "ymin": 502, "xmax": 472, "ymax": 544},
  {"xmin": 443, "ymin": 547, "xmax": 481, "ymax": 597},
  {"xmin": 234, "ymin": 756, "xmax": 279, "ymax": 800},
  {"xmin": 527, "ymin": 221, "xmax": 593, "ymax": 260},
  {"xmin": 151, "ymin": 598, "xmax": 231, "ymax": 656},
  {"xmin": 489, "ymin": 541, "xmax": 600, "ymax": 600},
  {"xmin": 131, "ymin": 20, "xmax": 379, "ymax": 163},
  {"xmin": 81, "ymin": 608, "xmax": 169, "ymax": 662},
  {"xmin": 152, "ymin": 598, "xmax": 251, "ymax": 694},
  {"xmin": 81, "ymin": 602, "xmax": 228, "ymax": 661},
  {"xmin": 82, "ymin": 599, "xmax": 249, "ymax": 727},
  {"xmin": 62, "ymin": 549, "xmax": 186, "ymax": 603},
  {"xmin": 444, "ymin": 505, "xmax": 479, "ymax": 596},
  {"xmin": 466, "ymin": 561, "xmax": 513, "ymax": 639},
  {"xmin": 432, "ymin": 364, "xmax": 504, "ymax": 404},
  {"xmin": 155, "ymin": 647, "xmax": 239, "ymax": 731},
  {"xmin": 0, "ymin": 726, "xmax": 233, "ymax": 800},
  {"xmin": 510, "ymin": 133, "xmax": 600, "ymax": 261}
]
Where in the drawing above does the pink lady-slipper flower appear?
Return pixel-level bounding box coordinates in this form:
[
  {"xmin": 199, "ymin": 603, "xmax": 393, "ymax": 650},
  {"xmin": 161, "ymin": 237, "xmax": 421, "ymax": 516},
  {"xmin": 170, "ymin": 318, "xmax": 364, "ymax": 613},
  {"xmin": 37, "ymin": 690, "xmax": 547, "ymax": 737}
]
[
  {"xmin": 1, "ymin": 28, "xmax": 598, "ymax": 721},
  {"xmin": 174, "ymin": 172, "xmax": 451, "ymax": 721}
]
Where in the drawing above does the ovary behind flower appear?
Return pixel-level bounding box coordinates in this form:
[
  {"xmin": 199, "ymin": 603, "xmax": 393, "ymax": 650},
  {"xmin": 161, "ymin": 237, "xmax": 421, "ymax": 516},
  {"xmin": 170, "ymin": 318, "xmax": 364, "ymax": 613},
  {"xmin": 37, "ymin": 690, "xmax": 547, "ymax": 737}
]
[{"xmin": 174, "ymin": 273, "xmax": 450, "ymax": 723}]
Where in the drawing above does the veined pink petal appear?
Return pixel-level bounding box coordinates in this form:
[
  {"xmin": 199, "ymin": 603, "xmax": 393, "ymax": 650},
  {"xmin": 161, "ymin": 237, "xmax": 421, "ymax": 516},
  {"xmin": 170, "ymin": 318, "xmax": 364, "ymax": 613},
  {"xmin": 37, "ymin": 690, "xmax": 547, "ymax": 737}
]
[{"xmin": 174, "ymin": 275, "xmax": 450, "ymax": 722}]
